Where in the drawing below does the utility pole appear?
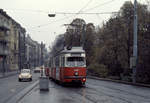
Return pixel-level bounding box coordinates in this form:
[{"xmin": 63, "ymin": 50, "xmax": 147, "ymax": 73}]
[
  {"xmin": 41, "ymin": 42, "xmax": 44, "ymax": 66},
  {"xmin": 132, "ymin": 0, "xmax": 138, "ymax": 83}
]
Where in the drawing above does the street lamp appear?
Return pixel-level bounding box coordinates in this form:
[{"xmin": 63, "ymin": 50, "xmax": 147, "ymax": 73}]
[{"xmin": 48, "ymin": 14, "xmax": 56, "ymax": 17}]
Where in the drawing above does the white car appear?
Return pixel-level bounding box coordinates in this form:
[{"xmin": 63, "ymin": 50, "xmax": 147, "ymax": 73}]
[
  {"xmin": 34, "ymin": 67, "xmax": 41, "ymax": 73},
  {"xmin": 18, "ymin": 69, "xmax": 32, "ymax": 82}
]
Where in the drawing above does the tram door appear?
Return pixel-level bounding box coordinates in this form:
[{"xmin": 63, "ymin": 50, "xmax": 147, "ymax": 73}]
[{"xmin": 55, "ymin": 56, "xmax": 60, "ymax": 80}]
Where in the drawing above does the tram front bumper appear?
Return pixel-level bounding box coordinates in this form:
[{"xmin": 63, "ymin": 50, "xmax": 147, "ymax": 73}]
[{"xmin": 63, "ymin": 76, "xmax": 86, "ymax": 83}]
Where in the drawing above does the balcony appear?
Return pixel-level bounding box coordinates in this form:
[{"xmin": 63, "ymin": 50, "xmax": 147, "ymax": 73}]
[
  {"xmin": 0, "ymin": 20, "xmax": 10, "ymax": 31},
  {"xmin": 14, "ymin": 50, "xmax": 19, "ymax": 54},
  {"xmin": 0, "ymin": 44, "xmax": 9, "ymax": 55},
  {"xmin": 0, "ymin": 37, "xmax": 9, "ymax": 43}
]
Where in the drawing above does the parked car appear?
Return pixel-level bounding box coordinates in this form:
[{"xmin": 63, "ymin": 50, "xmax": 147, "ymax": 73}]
[
  {"xmin": 18, "ymin": 69, "xmax": 32, "ymax": 82},
  {"xmin": 34, "ymin": 67, "xmax": 41, "ymax": 73}
]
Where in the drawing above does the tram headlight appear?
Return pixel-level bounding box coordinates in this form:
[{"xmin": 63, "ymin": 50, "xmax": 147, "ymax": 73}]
[
  {"xmin": 83, "ymin": 78, "xmax": 86, "ymax": 82},
  {"xmin": 81, "ymin": 54, "xmax": 85, "ymax": 57}
]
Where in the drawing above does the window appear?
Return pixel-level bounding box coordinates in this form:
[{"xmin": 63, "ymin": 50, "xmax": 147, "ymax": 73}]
[
  {"xmin": 61, "ymin": 56, "xmax": 65, "ymax": 67},
  {"xmin": 66, "ymin": 57, "xmax": 85, "ymax": 67},
  {"xmin": 55, "ymin": 56, "xmax": 59, "ymax": 67},
  {"xmin": 14, "ymin": 43, "xmax": 16, "ymax": 50},
  {"xmin": 67, "ymin": 57, "xmax": 84, "ymax": 62}
]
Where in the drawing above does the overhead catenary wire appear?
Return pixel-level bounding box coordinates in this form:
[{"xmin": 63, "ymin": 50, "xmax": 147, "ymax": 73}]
[
  {"xmin": 75, "ymin": 0, "xmax": 93, "ymax": 15},
  {"xmin": 64, "ymin": 0, "xmax": 93, "ymax": 25},
  {"xmin": 60, "ymin": 0, "xmax": 115, "ymax": 24},
  {"xmin": 4, "ymin": 0, "xmax": 118, "ymax": 29},
  {"xmin": 82, "ymin": 0, "xmax": 116, "ymax": 12},
  {"xmin": 27, "ymin": 0, "xmax": 93, "ymax": 29},
  {"xmin": 4, "ymin": 8, "xmax": 49, "ymax": 14},
  {"xmin": 32, "ymin": 0, "xmax": 117, "ymax": 29},
  {"xmin": 28, "ymin": 15, "xmax": 76, "ymax": 29},
  {"xmin": 28, "ymin": 11, "xmax": 118, "ymax": 30},
  {"xmin": 4, "ymin": 0, "xmax": 116, "ymax": 14},
  {"xmin": 3, "ymin": 0, "xmax": 93, "ymax": 30},
  {"xmin": 26, "ymin": 0, "xmax": 118, "ymax": 29},
  {"xmin": 7, "ymin": 0, "xmax": 117, "ymax": 29},
  {"xmin": 55, "ymin": 12, "xmax": 118, "ymax": 15}
]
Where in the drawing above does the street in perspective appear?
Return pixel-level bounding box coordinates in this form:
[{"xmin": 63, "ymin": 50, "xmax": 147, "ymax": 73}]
[{"xmin": 0, "ymin": 0, "xmax": 150, "ymax": 103}]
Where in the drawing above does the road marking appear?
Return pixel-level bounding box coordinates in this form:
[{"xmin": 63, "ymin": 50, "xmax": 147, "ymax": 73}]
[{"xmin": 10, "ymin": 89, "xmax": 16, "ymax": 93}]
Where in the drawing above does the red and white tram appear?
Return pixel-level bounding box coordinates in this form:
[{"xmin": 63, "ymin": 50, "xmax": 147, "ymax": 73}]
[{"xmin": 49, "ymin": 47, "xmax": 86, "ymax": 85}]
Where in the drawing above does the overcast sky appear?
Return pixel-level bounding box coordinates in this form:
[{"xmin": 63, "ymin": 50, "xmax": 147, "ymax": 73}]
[{"xmin": 0, "ymin": 0, "xmax": 147, "ymax": 48}]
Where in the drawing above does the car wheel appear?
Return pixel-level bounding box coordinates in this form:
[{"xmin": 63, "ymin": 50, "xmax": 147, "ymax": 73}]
[
  {"xmin": 18, "ymin": 78, "xmax": 21, "ymax": 82},
  {"xmin": 30, "ymin": 78, "xmax": 32, "ymax": 81}
]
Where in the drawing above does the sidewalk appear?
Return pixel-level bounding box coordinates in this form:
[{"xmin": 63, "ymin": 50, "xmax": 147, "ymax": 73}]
[
  {"xmin": 0, "ymin": 71, "xmax": 19, "ymax": 79},
  {"xmin": 87, "ymin": 75, "xmax": 150, "ymax": 88}
]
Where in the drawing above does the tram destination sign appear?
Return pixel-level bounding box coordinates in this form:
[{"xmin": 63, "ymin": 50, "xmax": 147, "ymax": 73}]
[{"xmin": 71, "ymin": 53, "xmax": 81, "ymax": 56}]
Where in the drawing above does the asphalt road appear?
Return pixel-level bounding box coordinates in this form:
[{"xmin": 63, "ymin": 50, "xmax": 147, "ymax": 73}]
[
  {"xmin": 0, "ymin": 71, "xmax": 40, "ymax": 103},
  {"xmin": 18, "ymin": 78, "xmax": 150, "ymax": 103}
]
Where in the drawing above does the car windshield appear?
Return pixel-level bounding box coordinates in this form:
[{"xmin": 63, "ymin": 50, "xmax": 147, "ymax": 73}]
[{"xmin": 21, "ymin": 70, "xmax": 30, "ymax": 73}]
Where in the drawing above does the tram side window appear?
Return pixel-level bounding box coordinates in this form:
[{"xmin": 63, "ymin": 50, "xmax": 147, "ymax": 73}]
[
  {"xmin": 53, "ymin": 58, "xmax": 55, "ymax": 67},
  {"xmin": 61, "ymin": 57, "xmax": 65, "ymax": 67},
  {"xmin": 49, "ymin": 60, "xmax": 51, "ymax": 67},
  {"xmin": 67, "ymin": 57, "xmax": 84, "ymax": 61},
  {"xmin": 63, "ymin": 57, "xmax": 65, "ymax": 67},
  {"xmin": 50, "ymin": 59, "xmax": 53, "ymax": 67},
  {"xmin": 49, "ymin": 59, "xmax": 51, "ymax": 67},
  {"xmin": 55, "ymin": 57, "xmax": 59, "ymax": 67}
]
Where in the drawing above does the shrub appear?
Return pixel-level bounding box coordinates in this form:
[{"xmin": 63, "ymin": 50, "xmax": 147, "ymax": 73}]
[{"xmin": 88, "ymin": 63, "xmax": 108, "ymax": 78}]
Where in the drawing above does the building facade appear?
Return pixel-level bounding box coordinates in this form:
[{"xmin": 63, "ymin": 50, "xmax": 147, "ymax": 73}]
[
  {"xmin": 0, "ymin": 9, "xmax": 48, "ymax": 73},
  {"xmin": 25, "ymin": 35, "xmax": 42, "ymax": 69},
  {"xmin": 18, "ymin": 26, "xmax": 26, "ymax": 70},
  {"xmin": 0, "ymin": 9, "xmax": 11, "ymax": 73},
  {"xmin": 8, "ymin": 20, "xmax": 19, "ymax": 71}
]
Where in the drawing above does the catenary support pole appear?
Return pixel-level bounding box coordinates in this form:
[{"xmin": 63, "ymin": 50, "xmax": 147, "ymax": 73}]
[{"xmin": 133, "ymin": 0, "xmax": 138, "ymax": 83}]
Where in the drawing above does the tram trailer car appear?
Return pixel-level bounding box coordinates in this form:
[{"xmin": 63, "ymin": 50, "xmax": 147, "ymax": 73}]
[
  {"xmin": 45, "ymin": 67, "xmax": 49, "ymax": 76},
  {"xmin": 49, "ymin": 47, "xmax": 86, "ymax": 85}
]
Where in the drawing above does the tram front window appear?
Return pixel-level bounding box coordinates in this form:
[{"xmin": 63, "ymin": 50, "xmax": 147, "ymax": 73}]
[{"xmin": 66, "ymin": 57, "xmax": 85, "ymax": 67}]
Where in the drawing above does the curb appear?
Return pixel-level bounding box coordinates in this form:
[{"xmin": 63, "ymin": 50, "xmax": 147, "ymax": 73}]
[
  {"xmin": 87, "ymin": 76, "xmax": 150, "ymax": 88},
  {"xmin": 6, "ymin": 80, "xmax": 39, "ymax": 103},
  {"xmin": 0, "ymin": 72, "xmax": 19, "ymax": 79}
]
